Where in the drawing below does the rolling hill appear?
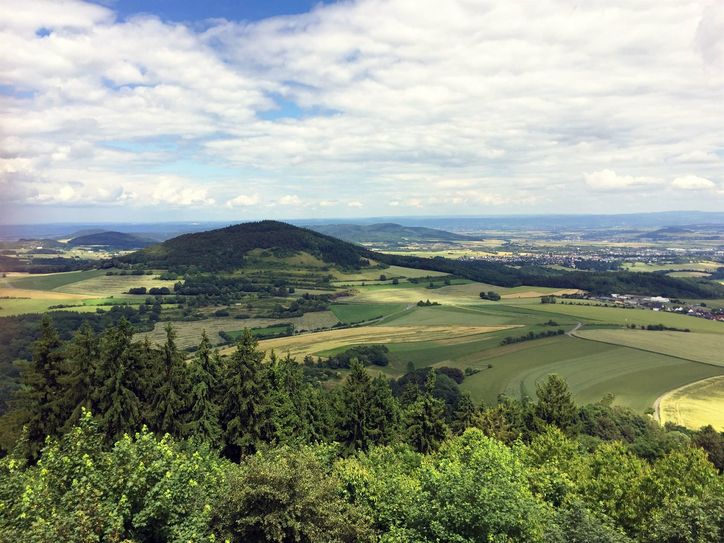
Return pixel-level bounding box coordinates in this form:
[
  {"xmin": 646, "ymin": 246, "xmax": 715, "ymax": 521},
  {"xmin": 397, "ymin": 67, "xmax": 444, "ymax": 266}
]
[
  {"xmin": 68, "ymin": 231, "xmax": 155, "ymax": 249},
  {"xmin": 118, "ymin": 220, "xmax": 724, "ymax": 299},
  {"xmin": 306, "ymin": 222, "xmax": 478, "ymax": 244}
]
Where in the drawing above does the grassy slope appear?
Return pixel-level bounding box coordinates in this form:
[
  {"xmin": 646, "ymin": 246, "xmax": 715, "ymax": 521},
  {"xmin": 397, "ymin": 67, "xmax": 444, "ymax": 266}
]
[{"xmin": 4, "ymin": 269, "xmax": 106, "ymax": 290}]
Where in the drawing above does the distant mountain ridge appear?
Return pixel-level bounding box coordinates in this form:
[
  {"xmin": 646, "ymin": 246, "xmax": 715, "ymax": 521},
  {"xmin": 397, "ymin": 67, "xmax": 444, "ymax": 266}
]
[
  {"xmin": 68, "ymin": 231, "xmax": 155, "ymax": 249},
  {"xmin": 306, "ymin": 222, "xmax": 478, "ymax": 244}
]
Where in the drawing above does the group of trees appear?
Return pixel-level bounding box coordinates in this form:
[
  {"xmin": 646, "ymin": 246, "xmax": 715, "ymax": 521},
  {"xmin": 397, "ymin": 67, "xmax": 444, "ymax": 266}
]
[{"xmin": 1, "ymin": 316, "xmax": 723, "ymax": 542}]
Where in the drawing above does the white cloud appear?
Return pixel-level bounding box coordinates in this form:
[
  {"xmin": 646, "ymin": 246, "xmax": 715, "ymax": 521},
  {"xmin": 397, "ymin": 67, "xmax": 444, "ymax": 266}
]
[
  {"xmin": 226, "ymin": 193, "xmax": 261, "ymax": 207},
  {"xmin": 347, "ymin": 201, "xmax": 363, "ymax": 208},
  {"xmin": 278, "ymin": 194, "xmax": 302, "ymax": 206},
  {"xmin": 1, "ymin": 0, "xmax": 723, "ymax": 218},
  {"xmin": 584, "ymin": 170, "xmax": 660, "ymax": 191},
  {"xmin": 671, "ymin": 175, "xmax": 716, "ymax": 190}
]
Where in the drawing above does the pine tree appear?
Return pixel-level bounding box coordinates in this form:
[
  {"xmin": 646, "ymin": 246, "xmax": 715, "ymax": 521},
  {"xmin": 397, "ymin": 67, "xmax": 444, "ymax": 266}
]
[
  {"xmin": 405, "ymin": 370, "xmax": 448, "ymax": 453},
  {"xmin": 95, "ymin": 318, "xmax": 142, "ymax": 443},
  {"xmin": 367, "ymin": 374, "xmax": 400, "ymax": 446},
  {"xmin": 535, "ymin": 374, "xmax": 578, "ymax": 434},
  {"xmin": 220, "ymin": 329, "xmax": 269, "ymax": 461},
  {"xmin": 59, "ymin": 321, "xmax": 100, "ymax": 431},
  {"xmin": 452, "ymin": 392, "xmax": 479, "ymax": 434},
  {"xmin": 183, "ymin": 331, "xmax": 222, "ymax": 446},
  {"xmin": 21, "ymin": 315, "xmax": 66, "ymax": 458},
  {"xmin": 263, "ymin": 352, "xmax": 307, "ymax": 445},
  {"xmin": 150, "ymin": 324, "xmax": 188, "ymax": 437}
]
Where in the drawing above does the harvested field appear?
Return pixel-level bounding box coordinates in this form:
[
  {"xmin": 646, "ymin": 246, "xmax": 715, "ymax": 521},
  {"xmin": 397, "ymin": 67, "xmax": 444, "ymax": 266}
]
[{"xmin": 658, "ymin": 376, "xmax": 724, "ymax": 431}]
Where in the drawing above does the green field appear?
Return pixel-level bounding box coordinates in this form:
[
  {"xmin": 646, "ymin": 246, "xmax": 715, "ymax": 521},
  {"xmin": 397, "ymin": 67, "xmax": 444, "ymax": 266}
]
[
  {"xmin": 57, "ymin": 274, "xmax": 178, "ymax": 297},
  {"xmin": 456, "ymin": 336, "xmax": 724, "ymax": 412},
  {"xmin": 330, "ymin": 302, "xmax": 408, "ymax": 324},
  {"xmin": 574, "ymin": 329, "xmax": 724, "ymax": 366},
  {"xmin": 622, "ymin": 261, "xmax": 722, "ymax": 273},
  {"xmin": 2, "ymin": 269, "xmax": 107, "ymax": 290}
]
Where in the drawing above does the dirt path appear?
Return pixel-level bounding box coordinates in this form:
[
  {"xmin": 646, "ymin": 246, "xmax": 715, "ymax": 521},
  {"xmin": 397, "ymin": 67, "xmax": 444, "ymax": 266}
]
[{"xmin": 567, "ymin": 321, "xmax": 582, "ymax": 336}]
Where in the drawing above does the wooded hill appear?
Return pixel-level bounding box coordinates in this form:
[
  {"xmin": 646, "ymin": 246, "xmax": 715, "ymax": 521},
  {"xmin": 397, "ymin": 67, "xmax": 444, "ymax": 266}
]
[
  {"xmin": 118, "ymin": 220, "xmax": 724, "ymax": 298},
  {"xmin": 68, "ymin": 231, "xmax": 155, "ymax": 249},
  {"xmin": 307, "ymin": 222, "xmax": 478, "ymax": 243}
]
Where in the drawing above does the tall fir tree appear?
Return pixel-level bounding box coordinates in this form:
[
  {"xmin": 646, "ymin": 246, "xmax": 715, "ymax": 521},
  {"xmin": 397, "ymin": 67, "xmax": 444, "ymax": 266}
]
[
  {"xmin": 95, "ymin": 318, "xmax": 142, "ymax": 443},
  {"xmin": 182, "ymin": 331, "xmax": 222, "ymax": 446},
  {"xmin": 220, "ymin": 329, "xmax": 270, "ymax": 461},
  {"xmin": 150, "ymin": 324, "xmax": 188, "ymax": 437},
  {"xmin": 21, "ymin": 315, "xmax": 65, "ymax": 459},
  {"xmin": 452, "ymin": 391, "xmax": 480, "ymax": 434},
  {"xmin": 58, "ymin": 321, "xmax": 100, "ymax": 431},
  {"xmin": 535, "ymin": 374, "xmax": 579, "ymax": 434},
  {"xmin": 404, "ymin": 370, "xmax": 449, "ymax": 453}
]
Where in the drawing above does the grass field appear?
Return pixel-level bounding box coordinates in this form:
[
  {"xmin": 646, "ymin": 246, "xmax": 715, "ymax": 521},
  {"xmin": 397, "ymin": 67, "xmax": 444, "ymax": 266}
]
[
  {"xmin": 517, "ymin": 300, "xmax": 724, "ymax": 333},
  {"xmin": 219, "ymin": 324, "xmax": 515, "ymax": 359},
  {"xmin": 2, "ymin": 269, "xmax": 107, "ymax": 290},
  {"xmin": 457, "ymin": 335, "xmax": 724, "ymax": 412},
  {"xmin": 330, "ymin": 302, "xmax": 408, "ymax": 324},
  {"xmin": 57, "ymin": 274, "xmax": 178, "ymax": 297},
  {"xmin": 622, "ymin": 261, "xmax": 722, "ymax": 273},
  {"xmin": 332, "ymin": 265, "xmax": 449, "ymax": 282},
  {"xmin": 667, "ymin": 271, "xmax": 711, "ymax": 278},
  {"xmin": 574, "ymin": 329, "xmax": 724, "ymax": 366},
  {"xmin": 0, "ymin": 298, "xmax": 102, "ymax": 317},
  {"xmin": 136, "ymin": 311, "xmax": 340, "ymax": 349},
  {"xmin": 658, "ymin": 376, "xmax": 724, "ymax": 431}
]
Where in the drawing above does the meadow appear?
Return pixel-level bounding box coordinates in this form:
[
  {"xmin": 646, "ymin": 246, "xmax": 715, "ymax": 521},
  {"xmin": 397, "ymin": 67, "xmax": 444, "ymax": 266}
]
[{"xmin": 658, "ymin": 376, "xmax": 724, "ymax": 431}]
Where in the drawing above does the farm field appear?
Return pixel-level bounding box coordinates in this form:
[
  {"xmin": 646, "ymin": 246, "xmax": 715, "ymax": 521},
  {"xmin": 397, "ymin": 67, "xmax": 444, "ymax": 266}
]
[
  {"xmin": 220, "ymin": 324, "xmax": 516, "ymax": 360},
  {"xmin": 1, "ymin": 269, "xmax": 107, "ymax": 290},
  {"xmin": 57, "ymin": 274, "xmax": 178, "ymax": 297},
  {"xmin": 516, "ymin": 299, "xmax": 724, "ymax": 333},
  {"xmin": 330, "ymin": 302, "xmax": 408, "ymax": 324},
  {"xmin": 332, "ymin": 264, "xmax": 449, "ymax": 282},
  {"xmin": 457, "ymin": 335, "xmax": 724, "ymax": 412},
  {"xmin": 622, "ymin": 260, "xmax": 722, "ymax": 273},
  {"xmin": 136, "ymin": 311, "xmax": 340, "ymax": 349},
  {"xmin": 574, "ymin": 329, "xmax": 724, "ymax": 366},
  {"xmin": 658, "ymin": 376, "xmax": 724, "ymax": 431}
]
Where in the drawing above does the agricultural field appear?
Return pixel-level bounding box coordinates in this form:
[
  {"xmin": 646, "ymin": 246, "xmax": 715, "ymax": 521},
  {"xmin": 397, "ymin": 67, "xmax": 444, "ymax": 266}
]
[
  {"xmin": 332, "ymin": 264, "xmax": 449, "ymax": 282},
  {"xmin": 622, "ymin": 260, "xmax": 722, "ymax": 273},
  {"xmin": 658, "ymin": 376, "xmax": 724, "ymax": 431},
  {"xmin": 330, "ymin": 302, "xmax": 408, "ymax": 324},
  {"xmin": 574, "ymin": 329, "xmax": 724, "ymax": 366},
  {"xmin": 1, "ymin": 269, "xmax": 107, "ymax": 290},
  {"xmin": 137, "ymin": 310, "xmax": 341, "ymax": 349},
  {"xmin": 56, "ymin": 273, "xmax": 177, "ymax": 297},
  {"xmin": 221, "ymin": 324, "xmax": 516, "ymax": 360}
]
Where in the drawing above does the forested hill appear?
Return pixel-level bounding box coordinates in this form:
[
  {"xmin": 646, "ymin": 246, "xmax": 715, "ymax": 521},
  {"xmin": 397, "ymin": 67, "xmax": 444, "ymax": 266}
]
[
  {"xmin": 119, "ymin": 220, "xmax": 724, "ymax": 298},
  {"xmin": 119, "ymin": 220, "xmax": 375, "ymax": 270},
  {"xmin": 307, "ymin": 222, "xmax": 478, "ymax": 243},
  {"xmin": 68, "ymin": 231, "xmax": 154, "ymax": 249}
]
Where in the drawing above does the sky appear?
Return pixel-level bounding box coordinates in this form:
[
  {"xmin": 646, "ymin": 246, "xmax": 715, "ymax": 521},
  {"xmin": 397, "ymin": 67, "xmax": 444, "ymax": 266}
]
[{"xmin": 1, "ymin": 0, "xmax": 723, "ymax": 223}]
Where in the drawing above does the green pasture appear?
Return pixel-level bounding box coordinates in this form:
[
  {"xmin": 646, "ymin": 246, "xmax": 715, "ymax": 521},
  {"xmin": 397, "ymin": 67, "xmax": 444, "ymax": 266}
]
[
  {"xmin": 0, "ymin": 298, "xmax": 101, "ymax": 317},
  {"xmin": 516, "ymin": 299, "xmax": 724, "ymax": 333},
  {"xmin": 330, "ymin": 302, "xmax": 408, "ymax": 324},
  {"xmin": 574, "ymin": 329, "xmax": 724, "ymax": 366},
  {"xmin": 4, "ymin": 269, "xmax": 106, "ymax": 291},
  {"xmin": 457, "ymin": 335, "xmax": 724, "ymax": 413}
]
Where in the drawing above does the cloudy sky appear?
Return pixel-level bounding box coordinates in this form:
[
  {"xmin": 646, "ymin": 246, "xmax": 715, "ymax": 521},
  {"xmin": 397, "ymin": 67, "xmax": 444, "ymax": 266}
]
[{"xmin": 1, "ymin": 0, "xmax": 723, "ymax": 223}]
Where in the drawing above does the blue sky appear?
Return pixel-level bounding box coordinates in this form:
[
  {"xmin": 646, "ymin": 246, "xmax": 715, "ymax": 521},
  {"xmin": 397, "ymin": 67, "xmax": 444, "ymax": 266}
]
[{"xmin": 1, "ymin": 0, "xmax": 723, "ymax": 223}]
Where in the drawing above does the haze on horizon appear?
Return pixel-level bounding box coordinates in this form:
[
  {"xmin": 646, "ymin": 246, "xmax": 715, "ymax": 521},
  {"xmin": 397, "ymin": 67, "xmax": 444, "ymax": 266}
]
[{"xmin": 1, "ymin": 0, "xmax": 723, "ymax": 224}]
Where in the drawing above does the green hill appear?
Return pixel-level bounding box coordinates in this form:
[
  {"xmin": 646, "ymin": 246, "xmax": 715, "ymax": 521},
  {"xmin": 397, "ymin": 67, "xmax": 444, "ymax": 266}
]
[
  {"xmin": 119, "ymin": 220, "xmax": 375, "ymax": 271},
  {"xmin": 68, "ymin": 231, "xmax": 154, "ymax": 249},
  {"xmin": 307, "ymin": 223, "xmax": 478, "ymax": 244},
  {"xmin": 118, "ymin": 220, "xmax": 724, "ymax": 298}
]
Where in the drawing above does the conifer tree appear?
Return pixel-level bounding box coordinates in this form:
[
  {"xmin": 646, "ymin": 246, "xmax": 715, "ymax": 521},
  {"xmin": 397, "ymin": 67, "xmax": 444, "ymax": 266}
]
[
  {"xmin": 183, "ymin": 331, "xmax": 222, "ymax": 446},
  {"xmin": 404, "ymin": 370, "xmax": 448, "ymax": 453},
  {"xmin": 452, "ymin": 391, "xmax": 480, "ymax": 434},
  {"xmin": 95, "ymin": 318, "xmax": 142, "ymax": 443},
  {"xmin": 150, "ymin": 324, "xmax": 188, "ymax": 437},
  {"xmin": 367, "ymin": 374, "xmax": 400, "ymax": 446},
  {"xmin": 535, "ymin": 374, "xmax": 579, "ymax": 434},
  {"xmin": 263, "ymin": 352, "xmax": 307, "ymax": 445},
  {"xmin": 59, "ymin": 321, "xmax": 100, "ymax": 431},
  {"xmin": 21, "ymin": 315, "xmax": 65, "ymax": 458},
  {"xmin": 220, "ymin": 329, "xmax": 269, "ymax": 461}
]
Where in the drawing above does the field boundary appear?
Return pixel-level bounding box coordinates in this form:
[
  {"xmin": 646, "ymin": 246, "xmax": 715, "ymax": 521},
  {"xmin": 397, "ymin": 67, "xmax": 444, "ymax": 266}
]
[{"xmin": 570, "ymin": 329, "xmax": 724, "ymax": 369}]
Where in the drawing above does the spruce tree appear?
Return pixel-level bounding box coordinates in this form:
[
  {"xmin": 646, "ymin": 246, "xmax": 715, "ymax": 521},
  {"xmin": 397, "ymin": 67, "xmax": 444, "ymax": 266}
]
[
  {"xmin": 220, "ymin": 329, "xmax": 269, "ymax": 461},
  {"xmin": 183, "ymin": 331, "xmax": 222, "ymax": 446},
  {"xmin": 59, "ymin": 321, "xmax": 100, "ymax": 431},
  {"xmin": 452, "ymin": 391, "xmax": 480, "ymax": 434},
  {"xmin": 150, "ymin": 324, "xmax": 188, "ymax": 437},
  {"xmin": 404, "ymin": 370, "xmax": 448, "ymax": 453},
  {"xmin": 95, "ymin": 318, "xmax": 142, "ymax": 443},
  {"xmin": 535, "ymin": 374, "xmax": 578, "ymax": 434},
  {"xmin": 367, "ymin": 374, "xmax": 400, "ymax": 446},
  {"xmin": 21, "ymin": 315, "xmax": 65, "ymax": 458},
  {"xmin": 263, "ymin": 352, "xmax": 306, "ymax": 445}
]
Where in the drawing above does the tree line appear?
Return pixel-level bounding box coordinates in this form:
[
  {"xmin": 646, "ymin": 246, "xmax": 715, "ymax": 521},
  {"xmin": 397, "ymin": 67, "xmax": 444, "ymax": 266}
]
[{"xmin": 0, "ymin": 316, "xmax": 722, "ymax": 542}]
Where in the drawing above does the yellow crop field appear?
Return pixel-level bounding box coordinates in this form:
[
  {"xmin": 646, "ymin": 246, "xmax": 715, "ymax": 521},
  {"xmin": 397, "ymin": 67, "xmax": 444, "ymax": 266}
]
[
  {"xmin": 220, "ymin": 324, "xmax": 515, "ymax": 359},
  {"xmin": 658, "ymin": 376, "xmax": 724, "ymax": 430},
  {"xmin": 0, "ymin": 288, "xmax": 93, "ymax": 300},
  {"xmin": 574, "ymin": 329, "xmax": 724, "ymax": 366}
]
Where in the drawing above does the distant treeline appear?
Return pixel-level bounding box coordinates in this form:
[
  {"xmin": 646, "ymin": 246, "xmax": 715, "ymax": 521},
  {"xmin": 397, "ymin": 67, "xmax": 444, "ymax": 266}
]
[{"xmin": 501, "ymin": 329, "xmax": 565, "ymax": 345}]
